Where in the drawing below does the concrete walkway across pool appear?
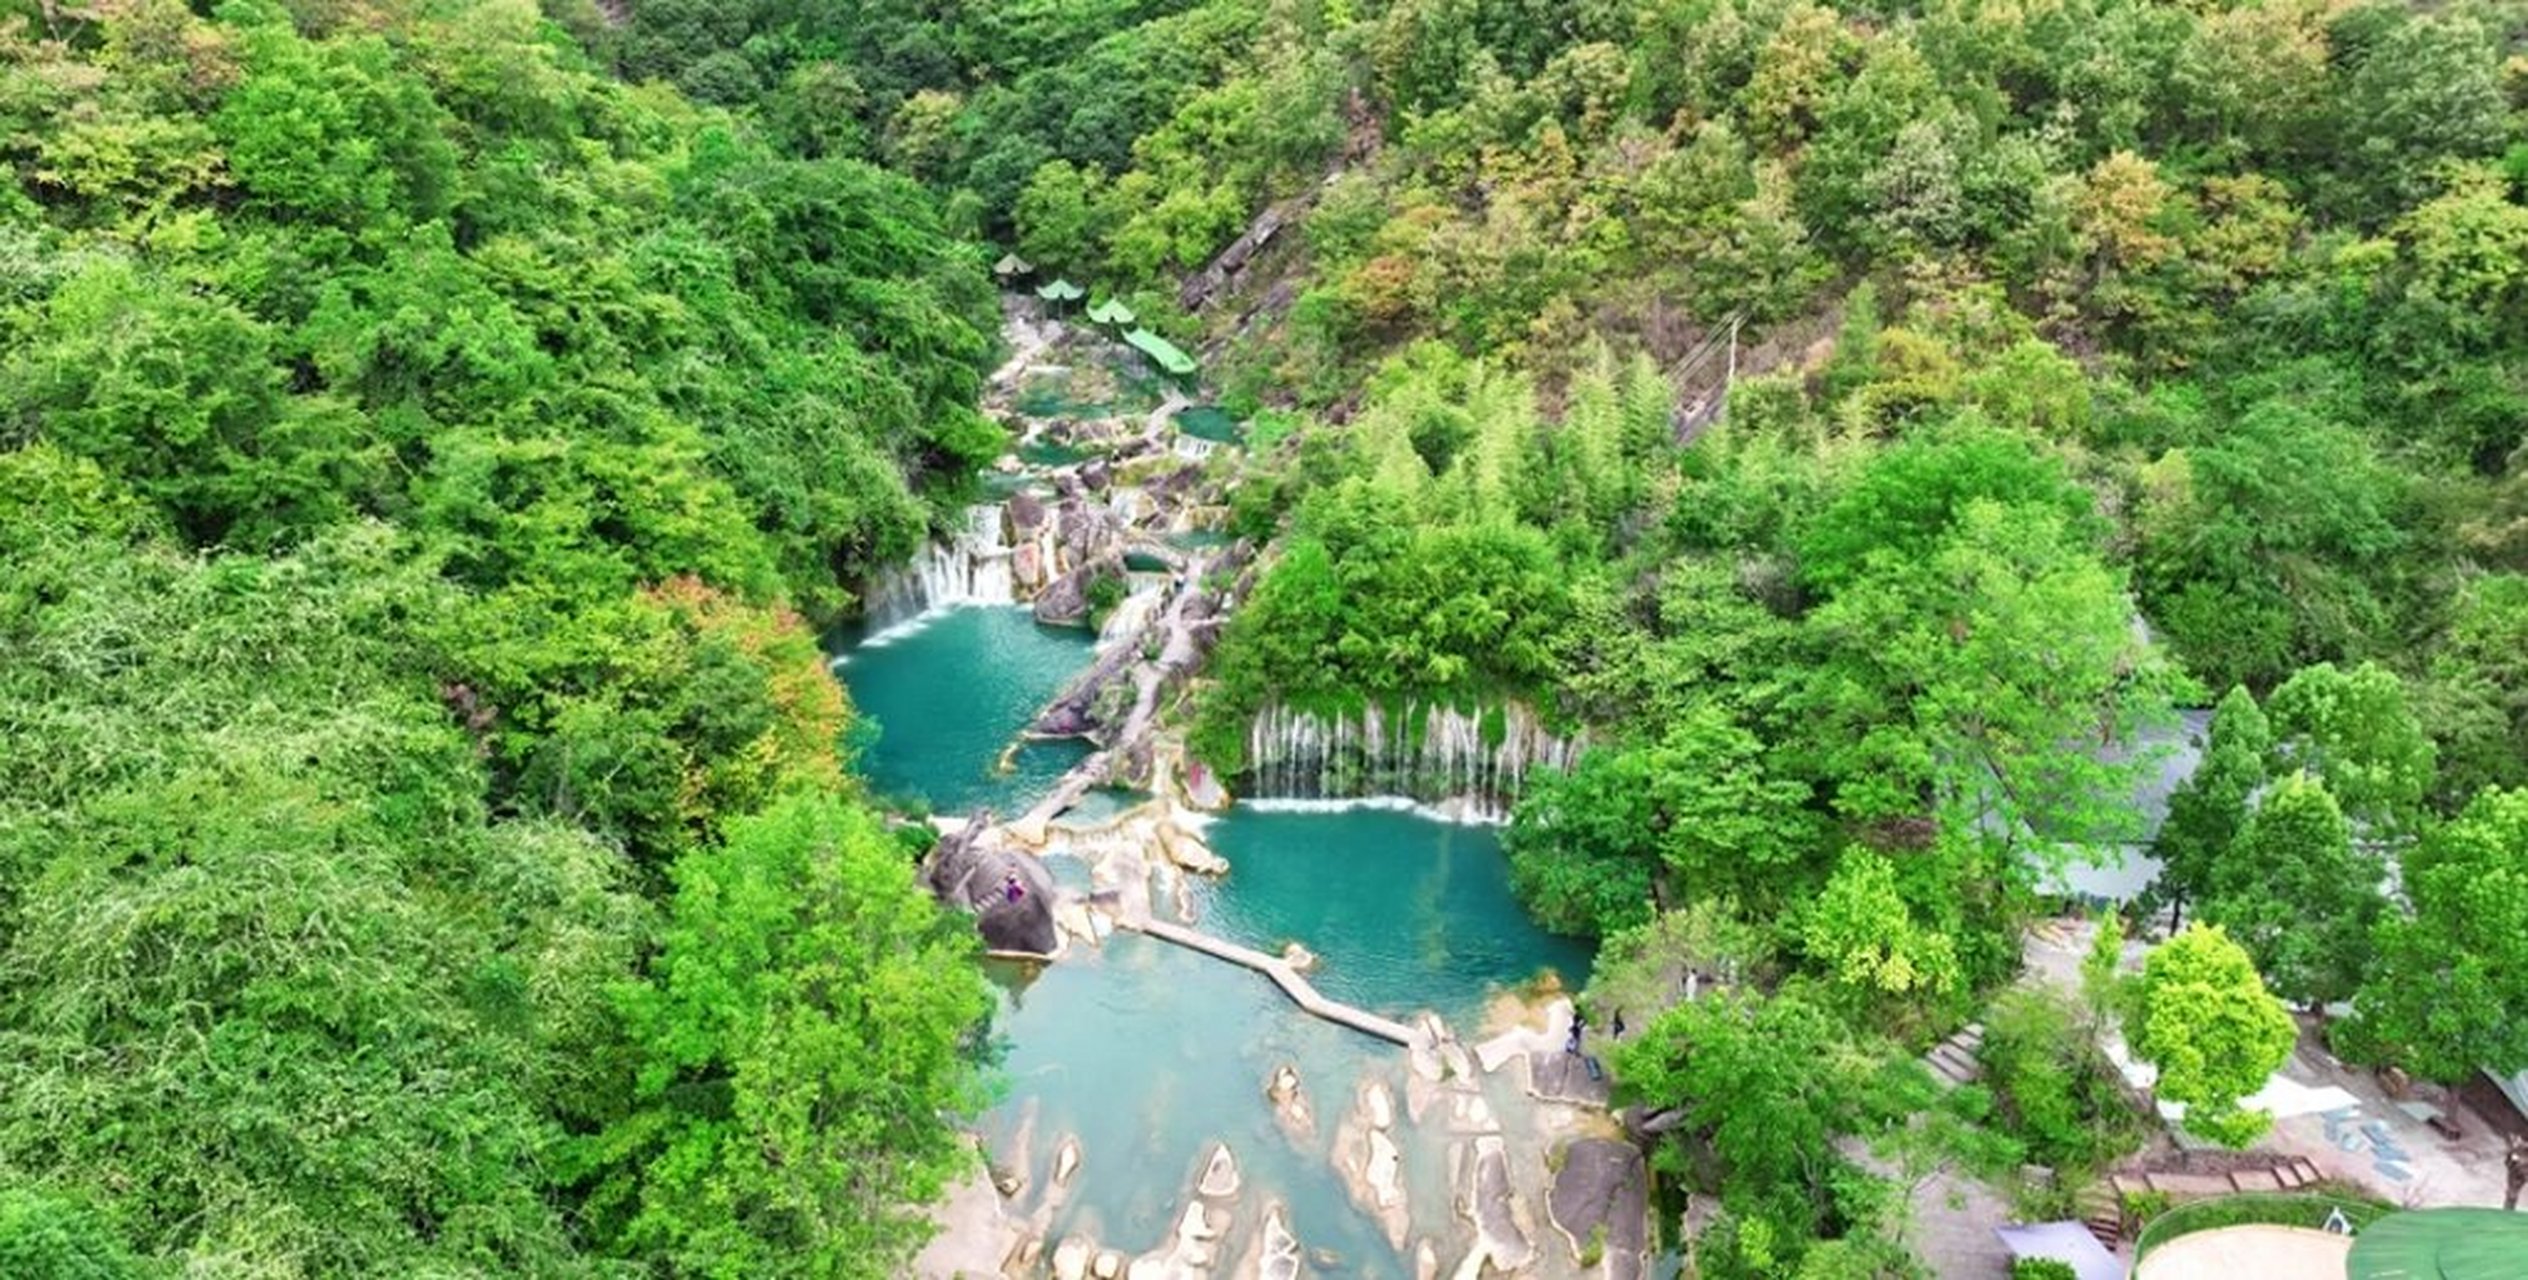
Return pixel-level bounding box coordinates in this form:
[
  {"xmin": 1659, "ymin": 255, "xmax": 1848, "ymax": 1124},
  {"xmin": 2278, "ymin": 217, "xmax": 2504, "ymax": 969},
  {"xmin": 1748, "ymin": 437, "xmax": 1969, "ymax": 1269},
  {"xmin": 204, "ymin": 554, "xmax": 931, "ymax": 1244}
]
[{"xmin": 1126, "ymin": 917, "xmax": 1419, "ymax": 1045}]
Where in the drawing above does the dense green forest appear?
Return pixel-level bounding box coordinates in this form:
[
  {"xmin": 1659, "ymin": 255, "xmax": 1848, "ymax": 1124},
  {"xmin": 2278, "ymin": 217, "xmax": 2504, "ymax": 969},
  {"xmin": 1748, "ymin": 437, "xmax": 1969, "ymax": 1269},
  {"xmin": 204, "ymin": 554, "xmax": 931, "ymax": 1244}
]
[
  {"xmin": 4, "ymin": 0, "xmax": 2526, "ymax": 1275},
  {"xmin": 1, "ymin": 0, "xmax": 998, "ymax": 1272}
]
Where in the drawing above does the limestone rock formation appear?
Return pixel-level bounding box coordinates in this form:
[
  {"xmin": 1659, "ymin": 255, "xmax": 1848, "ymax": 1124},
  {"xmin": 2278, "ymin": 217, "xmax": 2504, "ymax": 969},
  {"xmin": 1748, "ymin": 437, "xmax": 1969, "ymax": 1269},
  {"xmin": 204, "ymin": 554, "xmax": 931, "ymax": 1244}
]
[
  {"xmin": 1264, "ymin": 1063, "xmax": 1316, "ymax": 1144},
  {"xmin": 1525, "ymin": 1050, "xmax": 1613, "ymax": 1108},
  {"xmin": 1255, "ymin": 1203, "xmax": 1304, "ymax": 1280},
  {"xmin": 1461, "ymin": 1134, "xmax": 1535, "ymax": 1272},
  {"xmin": 923, "ymin": 820, "xmax": 1060, "ymax": 956},
  {"xmin": 1052, "ymin": 1236, "xmax": 1092, "ymax": 1280},
  {"xmin": 1156, "ymin": 820, "xmax": 1228, "ymax": 875},
  {"xmin": 1548, "ymin": 1139, "xmax": 1651, "ymax": 1280},
  {"xmin": 1333, "ymin": 1078, "xmax": 1410, "ymax": 1249},
  {"xmin": 1197, "ymin": 1142, "xmax": 1240, "ymax": 1199}
]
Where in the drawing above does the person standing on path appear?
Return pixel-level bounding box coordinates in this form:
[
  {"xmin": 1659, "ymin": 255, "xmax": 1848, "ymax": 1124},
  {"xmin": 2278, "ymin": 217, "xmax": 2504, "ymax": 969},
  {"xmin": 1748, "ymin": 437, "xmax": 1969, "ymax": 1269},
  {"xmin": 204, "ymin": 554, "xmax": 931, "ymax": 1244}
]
[{"xmin": 1003, "ymin": 872, "xmax": 1026, "ymax": 904}]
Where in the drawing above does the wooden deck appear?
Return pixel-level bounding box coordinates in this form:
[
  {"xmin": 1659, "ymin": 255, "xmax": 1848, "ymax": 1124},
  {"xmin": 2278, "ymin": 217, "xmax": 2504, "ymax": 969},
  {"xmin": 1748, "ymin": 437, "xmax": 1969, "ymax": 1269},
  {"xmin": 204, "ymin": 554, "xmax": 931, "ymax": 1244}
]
[{"xmin": 1129, "ymin": 918, "xmax": 1418, "ymax": 1046}]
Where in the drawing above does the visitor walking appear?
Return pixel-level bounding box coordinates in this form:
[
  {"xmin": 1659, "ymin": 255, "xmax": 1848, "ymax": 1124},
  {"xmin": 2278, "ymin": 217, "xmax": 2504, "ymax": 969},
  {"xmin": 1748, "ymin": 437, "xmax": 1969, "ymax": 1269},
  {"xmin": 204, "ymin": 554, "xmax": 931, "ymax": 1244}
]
[
  {"xmin": 1611, "ymin": 1009, "xmax": 1626, "ymax": 1040},
  {"xmin": 1566, "ymin": 1008, "xmax": 1587, "ymax": 1056},
  {"xmin": 1003, "ymin": 872, "xmax": 1026, "ymax": 904}
]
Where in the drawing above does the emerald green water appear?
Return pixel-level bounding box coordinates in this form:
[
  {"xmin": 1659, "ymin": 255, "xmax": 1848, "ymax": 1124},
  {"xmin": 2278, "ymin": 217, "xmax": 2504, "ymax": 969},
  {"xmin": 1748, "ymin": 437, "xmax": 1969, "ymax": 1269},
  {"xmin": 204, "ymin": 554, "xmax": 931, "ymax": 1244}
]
[
  {"xmin": 1174, "ymin": 404, "xmax": 1244, "ymax": 443},
  {"xmin": 983, "ymin": 938, "xmax": 1420, "ymax": 1270},
  {"xmin": 1196, "ymin": 807, "xmax": 1594, "ymax": 1023},
  {"xmin": 831, "ymin": 607, "xmax": 1094, "ymax": 817},
  {"xmin": 1052, "ymin": 788, "xmax": 1146, "ymax": 830},
  {"xmin": 1017, "ymin": 438, "xmax": 1094, "ymax": 466},
  {"xmin": 1015, "ymin": 366, "xmax": 1164, "ymax": 420},
  {"xmin": 838, "ymin": 600, "xmax": 1590, "ymax": 1269}
]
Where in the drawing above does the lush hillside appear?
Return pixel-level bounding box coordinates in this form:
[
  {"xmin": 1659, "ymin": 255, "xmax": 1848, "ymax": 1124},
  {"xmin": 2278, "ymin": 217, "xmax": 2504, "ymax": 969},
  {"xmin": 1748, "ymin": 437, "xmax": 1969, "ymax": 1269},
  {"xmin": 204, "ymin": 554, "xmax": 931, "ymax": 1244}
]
[
  {"xmin": 0, "ymin": 0, "xmax": 995, "ymax": 1273},
  {"xmin": 5, "ymin": 0, "xmax": 2527, "ymax": 1275},
  {"xmin": 619, "ymin": 0, "xmax": 2528, "ymax": 1271}
]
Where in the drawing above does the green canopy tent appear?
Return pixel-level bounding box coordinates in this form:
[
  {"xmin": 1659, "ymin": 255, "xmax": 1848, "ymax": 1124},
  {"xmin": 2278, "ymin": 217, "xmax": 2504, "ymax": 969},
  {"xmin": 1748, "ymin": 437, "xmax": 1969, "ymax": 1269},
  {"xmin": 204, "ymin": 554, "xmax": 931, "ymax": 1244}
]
[
  {"xmin": 1122, "ymin": 327, "xmax": 1197, "ymax": 379},
  {"xmin": 1085, "ymin": 297, "xmax": 1137, "ymax": 327},
  {"xmin": 2346, "ymin": 1208, "xmax": 2528, "ymax": 1279},
  {"xmin": 993, "ymin": 252, "xmax": 1034, "ymax": 279},
  {"xmin": 1035, "ymin": 278, "xmax": 1084, "ymax": 306}
]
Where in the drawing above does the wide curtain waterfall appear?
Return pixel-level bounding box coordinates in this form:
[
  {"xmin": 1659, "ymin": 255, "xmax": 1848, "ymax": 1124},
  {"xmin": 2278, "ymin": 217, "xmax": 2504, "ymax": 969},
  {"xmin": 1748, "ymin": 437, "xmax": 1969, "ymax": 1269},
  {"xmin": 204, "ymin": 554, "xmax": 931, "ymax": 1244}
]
[{"xmin": 1242, "ymin": 700, "xmax": 1584, "ymax": 821}]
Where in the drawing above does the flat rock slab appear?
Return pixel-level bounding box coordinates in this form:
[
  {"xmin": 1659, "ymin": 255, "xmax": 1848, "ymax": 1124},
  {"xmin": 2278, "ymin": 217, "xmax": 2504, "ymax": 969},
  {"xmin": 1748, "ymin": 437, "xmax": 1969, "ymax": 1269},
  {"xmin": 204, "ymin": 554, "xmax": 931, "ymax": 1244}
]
[
  {"xmin": 1466, "ymin": 1135, "xmax": 1535, "ymax": 1270},
  {"xmin": 1474, "ymin": 998, "xmax": 1572, "ymax": 1073},
  {"xmin": 1526, "ymin": 1051, "xmax": 1613, "ymax": 1107},
  {"xmin": 1549, "ymin": 1139, "xmax": 1650, "ymax": 1280}
]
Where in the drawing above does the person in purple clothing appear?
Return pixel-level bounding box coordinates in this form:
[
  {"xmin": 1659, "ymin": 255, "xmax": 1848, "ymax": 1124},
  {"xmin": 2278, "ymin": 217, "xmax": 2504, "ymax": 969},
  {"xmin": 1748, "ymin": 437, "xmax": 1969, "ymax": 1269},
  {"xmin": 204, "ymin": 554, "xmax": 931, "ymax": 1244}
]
[{"xmin": 1002, "ymin": 872, "xmax": 1026, "ymax": 904}]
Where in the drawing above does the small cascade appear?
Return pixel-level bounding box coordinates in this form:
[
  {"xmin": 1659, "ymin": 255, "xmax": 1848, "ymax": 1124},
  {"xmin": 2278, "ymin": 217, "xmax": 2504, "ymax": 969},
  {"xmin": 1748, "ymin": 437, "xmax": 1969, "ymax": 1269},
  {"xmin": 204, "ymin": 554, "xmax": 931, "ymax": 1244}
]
[
  {"xmin": 867, "ymin": 503, "xmax": 1018, "ymax": 625},
  {"xmin": 1098, "ymin": 580, "xmax": 1168, "ymax": 649},
  {"xmin": 1240, "ymin": 700, "xmax": 1585, "ymax": 822}
]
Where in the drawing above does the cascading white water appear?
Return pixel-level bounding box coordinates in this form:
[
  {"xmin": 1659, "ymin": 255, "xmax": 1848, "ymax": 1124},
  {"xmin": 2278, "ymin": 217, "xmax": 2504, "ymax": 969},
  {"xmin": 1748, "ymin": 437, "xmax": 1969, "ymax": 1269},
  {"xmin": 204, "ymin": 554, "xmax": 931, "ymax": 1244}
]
[
  {"xmin": 1241, "ymin": 700, "xmax": 1585, "ymax": 823},
  {"xmin": 1097, "ymin": 579, "xmax": 1167, "ymax": 649},
  {"xmin": 867, "ymin": 503, "xmax": 1019, "ymax": 626}
]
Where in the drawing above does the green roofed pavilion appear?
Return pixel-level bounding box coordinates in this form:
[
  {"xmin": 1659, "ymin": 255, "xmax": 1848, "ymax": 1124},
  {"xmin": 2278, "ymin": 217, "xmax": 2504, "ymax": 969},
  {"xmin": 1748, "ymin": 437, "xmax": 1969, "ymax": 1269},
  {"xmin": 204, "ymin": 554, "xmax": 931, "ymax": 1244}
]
[
  {"xmin": 1123, "ymin": 327, "xmax": 1197, "ymax": 376},
  {"xmin": 1086, "ymin": 297, "xmax": 1136, "ymax": 326},
  {"xmin": 994, "ymin": 252, "xmax": 1033, "ymax": 277},
  {"xmin": 2347, "ymin": 1208, "xmax": 2528, "ymax": 1280},
  {"xmin": 1036, "ymin": 278, "xmax": 1084, "ymax": 303}
]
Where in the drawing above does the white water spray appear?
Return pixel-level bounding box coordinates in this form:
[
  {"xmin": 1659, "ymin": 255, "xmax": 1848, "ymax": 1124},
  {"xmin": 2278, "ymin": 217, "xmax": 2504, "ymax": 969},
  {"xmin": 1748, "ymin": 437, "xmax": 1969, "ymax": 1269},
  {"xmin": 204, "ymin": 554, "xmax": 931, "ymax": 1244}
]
[{"xmin": 1241, "ymin": 701, "xmax": 1585, "ymax": 823}]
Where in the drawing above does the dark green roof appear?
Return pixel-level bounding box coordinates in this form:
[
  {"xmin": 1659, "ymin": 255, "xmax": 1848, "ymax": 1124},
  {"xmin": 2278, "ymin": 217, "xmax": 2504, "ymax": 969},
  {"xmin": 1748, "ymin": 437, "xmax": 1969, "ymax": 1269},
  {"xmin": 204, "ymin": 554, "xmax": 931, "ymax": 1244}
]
[
  {"xmin": 1035, "ymin": 278, "xmax": 1083, "ymax": 302},
  {"xmin": 2348, "ymin": 1208, "xmax": 2528, "ymax": 1280},
  {"xmin": 1122, "ymin": 327, "xmax": 1196, "ymax": 375},
  {"xmin": 1086, "ymin": 297, "xmax": 1136, "ymax": 325}
]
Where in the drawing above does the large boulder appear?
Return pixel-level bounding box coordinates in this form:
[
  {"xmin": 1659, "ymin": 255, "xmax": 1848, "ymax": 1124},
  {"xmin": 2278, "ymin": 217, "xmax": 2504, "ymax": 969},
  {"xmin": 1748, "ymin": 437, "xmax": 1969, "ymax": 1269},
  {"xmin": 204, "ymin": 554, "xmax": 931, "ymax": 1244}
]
[
  {"xmin": 1032, "ymin": 565, "xmax": 1092, "ymax": 628},
  {"xmin": 925, "ymin": 819, "xmax": 1060, "ymax": 956},
  {"xmin": 1033, "ymin": 554, "xmax": 1117, "ymax": 628},
  {"xmin": 1034, "ymin": 635, "xmax": 1139, "ymax": 737},
  {"xmin": 1008, "ymin": 488, "xmax": 1048, "ymax": 537}
]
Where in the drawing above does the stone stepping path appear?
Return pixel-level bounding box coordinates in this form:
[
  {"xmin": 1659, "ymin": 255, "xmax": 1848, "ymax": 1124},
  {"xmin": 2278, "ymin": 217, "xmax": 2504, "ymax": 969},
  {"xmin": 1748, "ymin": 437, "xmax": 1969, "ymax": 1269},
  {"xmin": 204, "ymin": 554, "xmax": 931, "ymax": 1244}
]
[
  {"xmin": 2108, "ymin": 1154, "xmax": 2325, "ymax": 1203},
  {"xmin": 1925, "ymin": 1022, "xmax": 1985, "ymax": 1087}
]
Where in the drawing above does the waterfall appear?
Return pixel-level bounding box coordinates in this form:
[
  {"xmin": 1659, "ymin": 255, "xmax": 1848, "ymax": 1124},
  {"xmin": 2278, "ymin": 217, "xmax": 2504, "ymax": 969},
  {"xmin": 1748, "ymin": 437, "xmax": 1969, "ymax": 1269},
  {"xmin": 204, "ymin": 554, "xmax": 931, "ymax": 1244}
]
[
  {"xmin": 1097, "ymin": 578, "xmax": 1168, "ymax": 649},
  {"xmin": 1240, "ymin": 700, "xmax": 1585, "ymax": 823},
  {"xmin": 867, "ymin": 504, "xmax": 1018, "ymax": 626}
]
